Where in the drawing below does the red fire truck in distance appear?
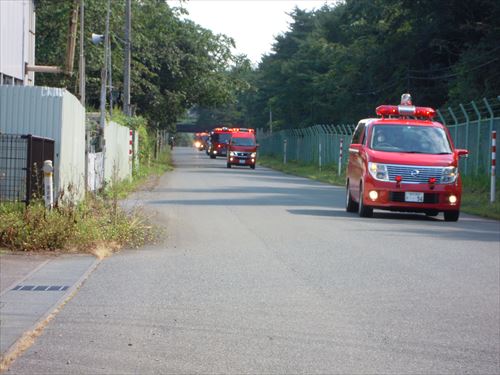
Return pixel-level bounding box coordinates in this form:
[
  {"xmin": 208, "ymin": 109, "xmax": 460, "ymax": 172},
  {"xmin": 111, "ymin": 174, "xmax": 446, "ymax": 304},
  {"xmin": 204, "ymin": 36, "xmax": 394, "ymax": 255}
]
[
  {"xmin": 346, "ymin": 94, "xmax": 469, "ymax": 221},
  {"xmin": 208, "ymin": 127, "xmax": 232, "ymax": 158},
  {"xmin": 226, "ymin": 128, "xmax": 257, "ymax": 169},
  {"xmin": 193, "ymin": 132, "xmax": 209, "ymax": 151}
]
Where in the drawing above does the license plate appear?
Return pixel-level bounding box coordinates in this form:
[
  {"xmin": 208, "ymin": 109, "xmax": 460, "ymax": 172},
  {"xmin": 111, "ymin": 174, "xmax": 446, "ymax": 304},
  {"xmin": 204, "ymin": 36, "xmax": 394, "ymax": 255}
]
[
  {"xmin": 239, "ymin": 159, "xmax": 246, "ymax": 164},
  {"xmin": 405, "ymin": 192, "xmax": 424, "ymax": 203}
]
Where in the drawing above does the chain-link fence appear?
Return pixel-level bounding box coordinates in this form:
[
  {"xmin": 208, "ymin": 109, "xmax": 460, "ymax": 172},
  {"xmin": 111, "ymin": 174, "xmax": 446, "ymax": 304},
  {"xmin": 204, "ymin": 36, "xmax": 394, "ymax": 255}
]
[{"xmin": 257, "ymin": 96, "xmax": 500, "ymax": 177}]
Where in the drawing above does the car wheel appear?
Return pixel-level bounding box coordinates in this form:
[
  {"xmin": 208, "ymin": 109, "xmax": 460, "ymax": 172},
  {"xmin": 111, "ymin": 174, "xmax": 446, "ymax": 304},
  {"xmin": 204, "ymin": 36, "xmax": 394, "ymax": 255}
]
[
  {"xmin": 227, "ymin": 162, "xmax": 231, "ymax": 168},
  {"xmin": 250, "ymin": 164, "xmax": 255, "ymax": 169},
  {"xmin": 358, "ymin": 183, "xmax": 373, "ymax": 218},
  {"xmin": 425, "ymin": 210, "xmax": 439, "ymax": 217},
  {"xmin": 210, "ymin": 154, "xmax": 216, "ymax": 159},
  {"xmin": 444, "ymin": 210, "xmax": 460, "ymax": 222},
  {"xmin": 345, "ymin": 181, "xmax": 358, "ymax": 212}
]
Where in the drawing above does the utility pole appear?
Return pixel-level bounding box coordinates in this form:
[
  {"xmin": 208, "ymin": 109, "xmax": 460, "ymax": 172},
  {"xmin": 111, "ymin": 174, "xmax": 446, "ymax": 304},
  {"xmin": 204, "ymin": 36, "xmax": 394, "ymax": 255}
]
[
  {"xmin": 99, "ymin": 0, "xmax": 111, "ymax": 133},
  {"xmin": 108, "ymin": 34, "xmax": 113, "ymax": 117},
  {"xmin": 124, "ymin": 0, "xmax": 131, "ymax": 116},
  {"xmin": 99, "ymin": 0, "xmax": 111, "ymax": 184},
  {"xmin": 79, "ymin": 0, "xmax": 85, "ymax": 106}
]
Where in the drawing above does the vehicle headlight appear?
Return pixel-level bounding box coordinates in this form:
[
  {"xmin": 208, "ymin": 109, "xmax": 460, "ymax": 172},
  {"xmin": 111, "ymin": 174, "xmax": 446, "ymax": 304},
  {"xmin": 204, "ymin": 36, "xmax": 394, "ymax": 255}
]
[
  {"xmin": 230, "ymin": 151, "xmax": 238, "ymax": 156},
  {"xmin": 368, "ymin": 162, "xmax": 389, "ymax": 181},
  {"xmin": 250, "ymin": 152, "xmax": 256, "ymax": 158},
  {"xmin": 441, "ymin": 167, "xmax": 458, "ymax": 183}
]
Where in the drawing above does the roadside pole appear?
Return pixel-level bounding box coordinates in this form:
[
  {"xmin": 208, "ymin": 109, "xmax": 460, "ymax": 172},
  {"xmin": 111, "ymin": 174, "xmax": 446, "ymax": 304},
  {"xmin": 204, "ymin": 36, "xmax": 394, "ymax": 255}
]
[
  {"xmin": 319, "ymin": 143, "xmax": 322, "ymax": 171},
  {"xmin": 338, "ymin": 138, "xmax": 343, "ymax": 176},
  {"xmin": 283, "ymin": 139, "xmax": 287, "ymax": 165},
  {"xmin": 491, "ymin": 131, "xmax": 496, "ymax": 203},
  {"xmin": 43, "ymin": 161, "xmax": 54, "ymax": 209}
]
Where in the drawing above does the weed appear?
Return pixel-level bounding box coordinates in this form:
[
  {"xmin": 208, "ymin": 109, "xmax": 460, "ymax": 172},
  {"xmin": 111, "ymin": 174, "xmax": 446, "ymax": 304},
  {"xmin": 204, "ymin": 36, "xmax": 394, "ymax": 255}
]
[{"xmin": 0, "ymin": 150, "xmax": 172, "ymax": 253}]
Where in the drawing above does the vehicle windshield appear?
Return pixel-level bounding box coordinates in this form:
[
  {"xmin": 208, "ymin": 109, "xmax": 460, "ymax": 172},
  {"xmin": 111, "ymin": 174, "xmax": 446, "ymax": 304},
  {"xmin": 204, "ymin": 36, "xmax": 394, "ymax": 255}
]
[
  {"xmin": 370, "ymin": 124, "xmax": 452, "ymax": 154},
  {"xmin": 231, "ymin": 137, "xmax": 256, "ymax": 146},
  {"xmin": 211, "ymin": 133, "xmax": 231, "ymax": 143}
]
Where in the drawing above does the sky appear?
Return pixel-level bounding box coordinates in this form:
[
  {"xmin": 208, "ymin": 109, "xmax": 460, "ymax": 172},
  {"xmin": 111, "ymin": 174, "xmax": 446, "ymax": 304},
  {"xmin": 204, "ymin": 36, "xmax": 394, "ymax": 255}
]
[{"xmin": 166, "ymin": 0, "xmax": 337, "ymax": 64}]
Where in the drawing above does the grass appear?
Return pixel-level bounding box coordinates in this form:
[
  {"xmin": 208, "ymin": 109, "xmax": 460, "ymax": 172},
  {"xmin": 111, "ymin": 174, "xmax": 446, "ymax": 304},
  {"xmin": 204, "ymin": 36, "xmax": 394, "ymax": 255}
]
[
  {"xmin": 258, "ymin": 155, "xmax": 500, "ymax": 220},
  {"xmin": 0, "ymin": 150, "xmax": 173, "ymax": 255}
]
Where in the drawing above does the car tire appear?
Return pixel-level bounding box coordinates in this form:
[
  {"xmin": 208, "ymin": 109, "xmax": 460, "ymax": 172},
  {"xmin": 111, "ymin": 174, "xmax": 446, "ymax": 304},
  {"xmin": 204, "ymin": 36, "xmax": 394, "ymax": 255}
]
[
  {"xmin": 227, "ymin": 162, "xmax": 231, "ymax": 168},
  {"xmin": 345, "ymin": 181, "xmax": 358, "ymax": 212},
  {"xmin": 358, "ymin": 183, "xmax": 373, "ymax": 218},
  {"xmin": 425, "ymin": 210, "xmax": 439, "ymax": 217},
  {"xmin": 210, "ymin": 154, "xmax": 216, "ymax": 159},
  {"xmin": 444, "ymin": 210, "xmax": 460, "ymax": 222},
  {"xmin": 250, "ymin": 164, "xmax": 255, "ymax": 169}
]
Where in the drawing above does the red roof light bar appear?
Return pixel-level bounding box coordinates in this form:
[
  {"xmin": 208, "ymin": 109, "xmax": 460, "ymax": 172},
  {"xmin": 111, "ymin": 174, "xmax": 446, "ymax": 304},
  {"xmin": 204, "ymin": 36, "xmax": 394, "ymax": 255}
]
[{"xmin": 376, "ymin": 105, "xmax": 436, "ymax": 119}]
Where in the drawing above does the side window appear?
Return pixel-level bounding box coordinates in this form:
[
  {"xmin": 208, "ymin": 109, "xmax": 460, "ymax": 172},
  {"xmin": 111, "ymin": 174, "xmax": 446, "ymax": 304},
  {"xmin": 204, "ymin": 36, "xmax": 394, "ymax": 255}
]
[
  {"xmin": 351, "ymin": 122, "xmax": 365, "ymax": 144},
  {"xmin": 361, "ymin": 125, "xmax": 368, "ymax": 145}
]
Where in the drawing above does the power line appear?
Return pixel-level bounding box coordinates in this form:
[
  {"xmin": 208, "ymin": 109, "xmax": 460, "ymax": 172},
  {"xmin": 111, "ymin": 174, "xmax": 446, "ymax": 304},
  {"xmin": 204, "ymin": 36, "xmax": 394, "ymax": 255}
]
[
  {"xmin": 408, "ymin": 45, "xmax": 500, "ymax": 75},
  {"xmin": 409, "ymin": 57, "xmax": 499, "ymax": 81}
]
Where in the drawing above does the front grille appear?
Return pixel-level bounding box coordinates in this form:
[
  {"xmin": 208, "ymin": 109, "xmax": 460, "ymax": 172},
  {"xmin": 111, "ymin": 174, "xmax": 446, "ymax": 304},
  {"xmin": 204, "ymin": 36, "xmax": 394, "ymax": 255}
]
[
  {"xmin": 386, "ymin": 164, "xmax": 444, "ymax": 184},
  {"xmin": 234, "ymin": 152, "xmax": 250, "ymax": 158},
  {"xmin": 390, "ymin": 192, "xmax": 439, "ymax": 203}
]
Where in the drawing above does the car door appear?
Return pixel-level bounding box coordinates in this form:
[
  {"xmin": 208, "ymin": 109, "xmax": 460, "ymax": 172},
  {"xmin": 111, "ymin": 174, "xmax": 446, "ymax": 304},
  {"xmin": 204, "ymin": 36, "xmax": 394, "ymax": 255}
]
[{"xmin": 347, "ymin": 122, "xmax": 366, "ymax": 200}]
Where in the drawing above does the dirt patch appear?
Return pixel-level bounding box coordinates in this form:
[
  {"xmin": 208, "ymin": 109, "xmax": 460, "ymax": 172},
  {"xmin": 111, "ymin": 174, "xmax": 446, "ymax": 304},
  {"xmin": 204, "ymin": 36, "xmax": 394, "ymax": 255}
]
[
  {"xmin": 137, "ymin": 174, "xmax": 161, "ymax": 191},
  {"xmin": 88, "ymin": 241, "xmax": 122, "ymax": 260}
]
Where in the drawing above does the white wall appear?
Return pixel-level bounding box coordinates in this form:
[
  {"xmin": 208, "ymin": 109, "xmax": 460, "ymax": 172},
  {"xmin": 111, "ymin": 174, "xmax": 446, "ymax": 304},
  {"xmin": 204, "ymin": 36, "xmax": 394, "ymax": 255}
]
[
  {"xmin": 0, "ymin": 0, "xmax": 35, "ymax": 85},
  {"xmin": 104, "ymin": 121, "xmax": 132, "ymax": 183}
]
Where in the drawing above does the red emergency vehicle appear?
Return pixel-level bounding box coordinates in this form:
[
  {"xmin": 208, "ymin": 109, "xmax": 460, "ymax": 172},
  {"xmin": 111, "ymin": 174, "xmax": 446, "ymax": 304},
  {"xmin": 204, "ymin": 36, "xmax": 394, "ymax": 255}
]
[
  {"xmin": 345, "ymin": 94, "xmax": 469, "ymax": 221},
  {"xmin": 226, "ymin": 128, "xmax": 257, "ymax": 169},
  {"xmin": 208, "ymin": 127, "xmax": 232, "ymax": 158},
  {"xmin": 193, "ymin": 132, "xmax": 209, "ymax": 151}
]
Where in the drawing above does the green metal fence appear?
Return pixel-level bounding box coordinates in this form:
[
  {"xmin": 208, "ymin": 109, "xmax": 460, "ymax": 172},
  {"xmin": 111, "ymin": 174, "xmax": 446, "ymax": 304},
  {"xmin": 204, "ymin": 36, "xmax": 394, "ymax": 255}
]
[{"xmin": 257, "ymin": 96, "xmax": 500, "ymax": 177}]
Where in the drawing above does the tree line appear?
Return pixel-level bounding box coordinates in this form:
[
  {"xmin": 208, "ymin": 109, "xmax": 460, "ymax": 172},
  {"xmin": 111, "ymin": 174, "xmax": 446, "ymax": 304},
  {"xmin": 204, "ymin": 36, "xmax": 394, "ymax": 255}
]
[
  {"xmin": 34, "ymin": 0, "xmax": 500, "ymax": 133},
  {"xmin": 199, "ymin": 0, "xmax": 500, "ymax": 130}
]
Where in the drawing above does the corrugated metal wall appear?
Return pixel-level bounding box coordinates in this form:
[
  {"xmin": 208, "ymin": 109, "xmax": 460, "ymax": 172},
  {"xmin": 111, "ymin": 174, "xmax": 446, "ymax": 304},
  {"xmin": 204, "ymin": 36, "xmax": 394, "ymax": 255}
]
[{"xmin": 0, "ymin": 86, "xmax": 85, "ymax": 200}]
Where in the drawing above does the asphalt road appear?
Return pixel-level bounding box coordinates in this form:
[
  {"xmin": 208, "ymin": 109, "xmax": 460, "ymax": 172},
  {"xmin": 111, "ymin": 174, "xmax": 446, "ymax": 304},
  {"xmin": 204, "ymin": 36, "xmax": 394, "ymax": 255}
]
[{"xmin": 8, "ymin": 147, "xmax": 500, "ymax": 374}]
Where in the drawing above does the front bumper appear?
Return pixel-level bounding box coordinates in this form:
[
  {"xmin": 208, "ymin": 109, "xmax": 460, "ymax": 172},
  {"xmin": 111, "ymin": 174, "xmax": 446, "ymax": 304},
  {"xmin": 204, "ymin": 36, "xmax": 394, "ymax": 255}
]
[
  {"xmin": 362, "ymin": 177, "xmax": 462, "ymax": 212},
  {"xmin": 228, "ymin": 155, "xmax": 256, "ymax": 166}
]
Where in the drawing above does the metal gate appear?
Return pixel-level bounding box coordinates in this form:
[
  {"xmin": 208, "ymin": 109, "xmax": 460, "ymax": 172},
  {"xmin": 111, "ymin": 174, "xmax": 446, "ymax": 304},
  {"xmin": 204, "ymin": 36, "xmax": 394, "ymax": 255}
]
[{"xmin": 0, "ymin": 134, "xmax": 55, "ymax": 204}]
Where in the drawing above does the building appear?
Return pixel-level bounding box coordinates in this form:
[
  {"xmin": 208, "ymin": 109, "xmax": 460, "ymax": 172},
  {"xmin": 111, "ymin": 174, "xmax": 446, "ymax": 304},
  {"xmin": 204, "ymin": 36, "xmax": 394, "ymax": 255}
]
[{"xmin": 0, "ymin": 0, "xmax": 36, "ymax": 86}]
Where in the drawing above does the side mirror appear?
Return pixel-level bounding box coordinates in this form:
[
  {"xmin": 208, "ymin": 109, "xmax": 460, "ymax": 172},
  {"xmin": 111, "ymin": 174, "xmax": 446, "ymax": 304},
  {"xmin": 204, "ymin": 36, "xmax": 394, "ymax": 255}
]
[
  {"xmin": 256, "ymin": 144, "xmax": 260, "ymax": 148},
  {"xmin": 456, "ymin": 149, "xmax": 469, "ymax": 158},
  {"xmin": 348, "ymin": 144, "xmax": 361, "ymax": 154}
]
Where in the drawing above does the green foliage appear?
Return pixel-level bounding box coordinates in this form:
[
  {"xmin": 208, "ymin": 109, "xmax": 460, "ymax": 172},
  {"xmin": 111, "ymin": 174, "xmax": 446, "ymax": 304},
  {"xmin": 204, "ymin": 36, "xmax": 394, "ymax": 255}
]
[
  {"xmin": 34, "ymin": 0, "xmax": 243, "ymax": 130},
  {"xmin": 461, "ymin": 175, "xmax": 500, "ymax": 220}
]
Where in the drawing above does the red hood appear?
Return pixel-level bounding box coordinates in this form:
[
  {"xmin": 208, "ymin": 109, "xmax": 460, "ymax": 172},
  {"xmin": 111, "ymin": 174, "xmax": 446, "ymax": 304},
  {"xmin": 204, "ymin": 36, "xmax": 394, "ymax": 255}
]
[
  {"xmin": 368, "ymin": 150, "xmax": 456, "ymax": 167},
  {"xmin": 230, "ymin": 145, "xmax": 257, "ymax": 152}
]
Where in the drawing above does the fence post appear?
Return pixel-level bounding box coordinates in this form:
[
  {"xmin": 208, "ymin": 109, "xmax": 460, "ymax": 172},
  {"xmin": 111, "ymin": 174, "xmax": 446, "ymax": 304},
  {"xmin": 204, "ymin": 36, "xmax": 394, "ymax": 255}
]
[
  {"xmin": 459, "ymin": 104, "xmax": 470, "ymax": 175},
  {"xmin": 319, "ymin": 142, "xmax": 322, "ymax": 171},
  {"xmin": 471, "ymin": 101, "xmax": 481, "ymax": 175},
  {"xmin": 484, "ymin": 98, "xmax": 495, "ymax": 170},
  {"xmin": 338, "ymin": 138, "xmax": 343, "ymax": 176},
  {"xmin": 436, "ymin": 109, "xmax": 446, "ymax": 125},
  {"xmin": 448, "ymin": 107, "xmax": 459, "ymax": 149},
  {"xmin": 42, "ymin": 160, "xmax": 54, "ymax": 209},
  {"xmin": 491, "ymin": 131, "xmax": 496, "ymax": 203},
  {"xmin": 283, "ymin": 139, "xmax": 287, "ymax": 164}
]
